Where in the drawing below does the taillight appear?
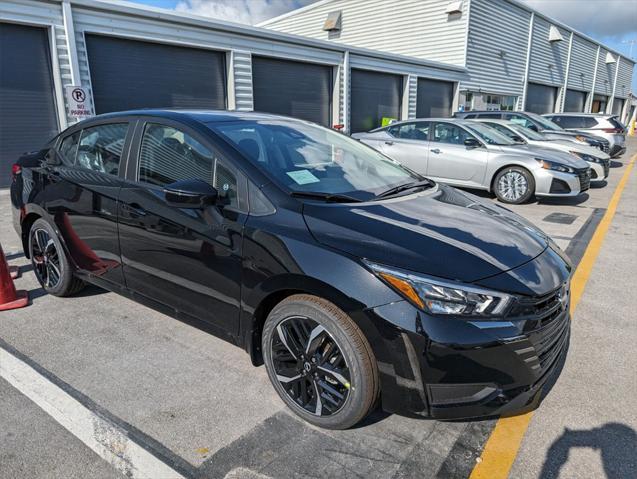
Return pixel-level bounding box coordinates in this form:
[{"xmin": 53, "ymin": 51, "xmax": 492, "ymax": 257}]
[
  {"xmin": 11, "ymin": 163, "xmax": 21, "ymax": 179},
  {"xmin": 602, "ymin": 128, "xmax": 623, "ymax": 134}
]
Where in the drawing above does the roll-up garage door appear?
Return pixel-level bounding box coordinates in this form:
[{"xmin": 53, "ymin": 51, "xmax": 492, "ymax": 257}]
[
  {"xmin": 525, "ymin": 83, "xmax": 557, "ymax": 114},
  {"xmin": 252, "ymin": 57, "xmax": 332, "ymax": 127},
  {"xmin": 563, "ymin": 89, "xmax": 587, "ymax": 112},
  {"xmin": 0, "ymin": 22, "xmax": 58, "ymax": 187},
  {"xmin": 612, "ymin": 98, "xmax": 625, "ymax": 116},
  {"xmin": 85, "ymin": 34, "xmax": 226, "ymax": 113},
  {"xmin": 416, "ymin": 78, "xmax": 454, "ymax": 118},
  {"xmin": 351, "ymin": 69, "xmax": 403, "ymax": 133}
]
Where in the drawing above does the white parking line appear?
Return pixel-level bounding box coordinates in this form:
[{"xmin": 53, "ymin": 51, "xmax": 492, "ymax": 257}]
[{"xmin": 0, "ymin": 345, "xmax": 186, "ymax": 479}]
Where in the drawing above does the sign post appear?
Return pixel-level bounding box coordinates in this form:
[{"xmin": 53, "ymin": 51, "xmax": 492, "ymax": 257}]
[{"xmin": 64, "ymin": 85, "xmax": 93, "ymax": 121}]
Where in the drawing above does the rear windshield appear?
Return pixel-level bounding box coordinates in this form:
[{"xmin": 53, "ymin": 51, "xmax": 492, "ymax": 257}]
[{"xmin": 464, "ymin": 122, "xmax": 516, "ymax": 145}]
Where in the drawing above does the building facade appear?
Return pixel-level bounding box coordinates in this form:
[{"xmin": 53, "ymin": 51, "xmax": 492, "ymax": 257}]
[
  {"xmin": 261, "ymin": 0, "xmax": 635, "ymax": 119},
  {"xmin": 0, "ymin": 0, "xmax": 468, "ymax": 186}
]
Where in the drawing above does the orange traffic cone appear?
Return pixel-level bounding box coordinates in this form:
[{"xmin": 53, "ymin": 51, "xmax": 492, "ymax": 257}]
[{"xmin": 0, "ymin": 244, "xmax": 28, "ymax": 311}]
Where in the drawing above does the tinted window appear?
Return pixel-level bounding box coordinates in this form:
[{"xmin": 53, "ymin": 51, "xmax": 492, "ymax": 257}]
[
  {"xmin": 504, "ymin": 114, "xmax": 535, "ymax": 129},
  {"xmin": 77, "ymin": 123, "xmax": 128, "ymax": 175},
  {"xmin": 432, "ymin": 123, "xmax": 473, "ymax": 145},
  {"xmin": 139, "ymin": 123, "xmax": 238, "ymax": 207},
  {"xmin": 476, "ymin": 113, "xmax": 503, "ymax": 119},
  {"xmin": 550, "ymin": 116, "xmax": 583, "ymax": 129},
  {"xmin": 484, "ymin": 122, "xmax": 516, "ymax": 138},
  {"xmin": 211, "ymin": 119, "xmax": 417, "ymax": 199},
  {"xmin": 388, "ymin": 122, "xmax": 430, "ymax": 140},
  {"xmin": 462, "ymin": 113, "xmax": 478, "ymax": 119},
  {"xmin": 58, "ymin": 131, "xmax": 81, "ymax": 166}
]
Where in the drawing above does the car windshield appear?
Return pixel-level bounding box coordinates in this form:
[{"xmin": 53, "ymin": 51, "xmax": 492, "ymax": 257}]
[
  {"xmin": 210, "ymin": 119, "xmax": 420, "ymax": 199},
  {"xmin": 525, "ymin": 112, "xmax": 562, "ymax": 131},
  {"xmin": 464, "ymin": 122, "xmax": 516, "ymax": 145},
  {"xmin": 509, "ymin": 123, "xmax": 548, "ymax": 141}
]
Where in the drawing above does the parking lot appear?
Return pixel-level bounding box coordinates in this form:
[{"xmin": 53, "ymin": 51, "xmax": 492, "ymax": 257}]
[{"xmin": 1, "ymin": 139, "xmax": 635, "ymax": 479}]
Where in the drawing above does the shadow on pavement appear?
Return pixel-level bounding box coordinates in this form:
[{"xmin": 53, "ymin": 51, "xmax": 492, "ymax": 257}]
[
  {"xmin": 540, "ymin": 422, "xmax": 637, "ymax": 479},
  {"xmin": 537, "ymin": 193, "xmax": 590, "ymax": 206},
  {"xmin": 609, "ymin": 161, "xmax": 624, "ymax": 168}
]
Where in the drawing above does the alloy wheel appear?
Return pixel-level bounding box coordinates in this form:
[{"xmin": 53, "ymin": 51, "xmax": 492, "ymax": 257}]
[
  {"xmin": 271, "ymin": 316, "xmax": 351, "ymax": 417},
  {"xmin": 498, "ymin": 170, "xmax": 528, "ymax": 202},
  {"xmin": 31, "ymin": 228, "xmax": 62, "ymax": 289}
]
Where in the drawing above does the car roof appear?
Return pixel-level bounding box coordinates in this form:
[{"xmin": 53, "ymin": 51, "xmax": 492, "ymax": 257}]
[
  {"xmin": 82, "ymin": 109, "xmax": 296, "ymax": 124},
  {"xmin": 542, "ymin": 112, "xmax": 612, "ymax": 117},
  {"xmin": 469, "ymin": 118, "xmax": 514, "ymax": 126},
  {"xmin": 373, "ymin": 118, "xmax": 475, "ymax": 130}
]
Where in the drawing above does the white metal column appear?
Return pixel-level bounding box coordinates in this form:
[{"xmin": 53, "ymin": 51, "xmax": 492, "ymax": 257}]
[
  {"xmin": 608, "ymin": 54, "xmax": 621, "ymax": 114},
  {"xmin": 588, "ymin": 46, "xmax": 601, "ymax": 113},
  {"xmin": 519, "ymin": 12, "xmax": 535, "ymax": 111},
  {"xmin": 343, "ymin": 50, "xmax": 350, "ymax": 133},
  {"xmin": 559, "ymin": 32, "xmax": 574, "ymax": 113}
]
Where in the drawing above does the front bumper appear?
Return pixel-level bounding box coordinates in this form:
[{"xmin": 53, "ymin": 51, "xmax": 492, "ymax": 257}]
[
  {"xmin": 534, "ymin": 168, "xmax": 588, "ymax": 197},
  {"xmin": 366, "ymin": 274, "xmax": 571, "ymax": 419},
  {"xmin": 610, "ymin": 144, "xmax": 626, "ymax": 158},
  {"xmin": 588, "ymin": 161, "xmax": 609, "ymax": 182}
]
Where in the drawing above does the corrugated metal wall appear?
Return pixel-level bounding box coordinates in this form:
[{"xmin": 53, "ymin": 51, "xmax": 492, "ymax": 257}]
[
  {"xmin": 262, "ymin": 0, "xmax": 468, "ymax": 66},
  {"xmin": 464, "ymin": 0, "xmax": 531, "ymax": 96},
  {"xmin": 528, "ymin": 17, "xmax": 569, "ymax": 86},
  {"xmin": 594, "ymin": 49, "xmax": 616, "ymax": 96},
  {"xmin": 614, "ymin": 58, "xmax": 633, "ymax": 99},
  {"xmin": 232, "ymin": 50, "xmax": 254, "ymax": 111},
  {"xmin": 567, "ymin": 35, "xmax": 596, "ymax": 92}
]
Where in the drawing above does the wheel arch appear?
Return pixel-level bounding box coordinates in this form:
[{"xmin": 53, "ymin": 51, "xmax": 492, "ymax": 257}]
[{"xmin": 490, "ymin": 162, "xmax": 536, "ymax": 193}]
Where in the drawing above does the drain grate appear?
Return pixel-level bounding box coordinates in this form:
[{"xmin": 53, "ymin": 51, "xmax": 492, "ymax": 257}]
[{"xmin": 543, "ymin": 212, "xmax": 578, "ymax": 224}]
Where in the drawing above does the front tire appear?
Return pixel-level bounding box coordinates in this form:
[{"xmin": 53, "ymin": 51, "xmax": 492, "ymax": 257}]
[
  {"xmin": 493, "ymin": 166, "xmax": 535, "ymax": 204},
  {"xmin": 262, "ymin": 294, "xmax": 379, "ymax": 429},
  {"xmin": 28, "ymin": 218, "xmax": 85, "ymax": 297}
]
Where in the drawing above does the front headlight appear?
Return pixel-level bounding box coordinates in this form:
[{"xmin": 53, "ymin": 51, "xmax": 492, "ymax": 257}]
[
  {"xmin": 569, "ymin": 151, "xmax": 603, "ymax": 163},
  {"xmin": 366, "ymin": 262, "xmax": 512, "ymax": 317},
  {"xmin": 535, "ymin": 158, "xmax": 575, "ymax": 173}
]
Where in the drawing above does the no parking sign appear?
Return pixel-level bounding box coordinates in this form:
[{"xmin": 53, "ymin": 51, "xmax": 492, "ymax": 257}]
[{"xmin": 64, "ymin": 85, "xmax": 94, "ymax": 120}]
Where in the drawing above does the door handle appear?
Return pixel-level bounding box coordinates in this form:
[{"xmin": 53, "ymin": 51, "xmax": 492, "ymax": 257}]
[
  {"xmin": 384, "ymin": 141, "xmax": 394, "ymax": 146},
  {"xmin": 430, "ymin": 148, "xmax": 441, "ymax": 154},
  {"xmin": 122, "ymin": 203, "xmax": 147, "ymax": 217}
]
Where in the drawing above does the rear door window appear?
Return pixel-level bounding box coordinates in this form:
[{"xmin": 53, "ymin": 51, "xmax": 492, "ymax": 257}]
[
  {"xmin": 388, "ymin": 122, "xmax": 430, "ymax": 140},
  {"xmin": 432, "ymin": 123, "xmax": 473, "ymax": 145},
  {"xmin": 504, "ymin": 114, "xmax": 535, "ymax": 129},
  {"xmin": 77, "ymin": 123, "xmax": 128, "ymax": 175}
]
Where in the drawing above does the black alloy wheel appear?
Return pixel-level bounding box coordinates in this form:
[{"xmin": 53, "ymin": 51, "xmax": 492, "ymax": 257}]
[
  {"xmin": 263, "ymin": 295, "xmax": 379, "ymax": 429},
  {"xmin": 31, "ymin": 227, "xmax": 62, "ymax": 289},
  {"xmin": 271, "ymin": 315, "xmax": 351, "ymax": 417},
  {"xmin": 28, "ymin": 218, "xmax": 85, "ymax": 296}
]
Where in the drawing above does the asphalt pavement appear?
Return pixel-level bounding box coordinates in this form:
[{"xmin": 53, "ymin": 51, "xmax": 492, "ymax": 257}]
[{"xmin": 0, "ymin": 138, "xmax": 635, "ymax": 479}]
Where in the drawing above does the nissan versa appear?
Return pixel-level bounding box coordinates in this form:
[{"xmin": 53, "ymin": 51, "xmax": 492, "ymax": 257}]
[{"xmin": 10, "ymin": 110, "xmax": 572, "ymax": 429}]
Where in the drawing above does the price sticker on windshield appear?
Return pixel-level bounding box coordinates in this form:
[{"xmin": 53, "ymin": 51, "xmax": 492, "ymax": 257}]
[{"xmin": 286, "ymin": 170, "xmax": 320, "ymax": 185}]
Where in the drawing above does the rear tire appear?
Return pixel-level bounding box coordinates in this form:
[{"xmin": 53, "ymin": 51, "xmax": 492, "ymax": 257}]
[
  {"xmin": 262, "ymin": 294, "xmax": 379, "ymax": 429},
  {"xmin": 493, "ymin": 166, "xmax": 535, "ymax": 204},
  {"xmin": 28, "ymin": 218, "xmax": 85, "ymax": 297}
]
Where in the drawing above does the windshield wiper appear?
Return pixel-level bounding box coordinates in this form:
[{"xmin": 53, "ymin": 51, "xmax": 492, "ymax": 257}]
[
  {"xmin": 375, "ymin": 179, "xmax": 433, "ymax": 199},
  {"xmin": 290, "ymin": 191, "xmax": 363, "ymax": 203}
]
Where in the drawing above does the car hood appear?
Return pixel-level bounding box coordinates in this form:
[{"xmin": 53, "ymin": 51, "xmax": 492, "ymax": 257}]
[
  {"xmin": 303, "ymin": 184, "xmax": 549, "ymax": 283},
  {"xmin": 496, "ymin": 145, "xmax": 590, "ymax": 168},
  {"xmin": 545, "ymin": 140, "xmax": 610, "ymax": 159}
]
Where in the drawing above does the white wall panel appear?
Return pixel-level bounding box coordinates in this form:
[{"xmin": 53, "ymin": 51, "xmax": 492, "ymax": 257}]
[
  {"xmin": 614, "ymin": 57, "xmax": 634, "ymax": 99},
  {"xmin": 464, "ymin": 0, "xmax": 530, "ymax": 96},
  {"xmin": 263, "ymin": 0, "xmax": 468, "ymax": 66},
  {"xmin": 594, "ymin": 49, "xmax": 616, "ymax": 96},
  {"xmin": 567, "ymin": 35, "xmax": 596, "ymax": 92},
  {"xmin": 528, "ymin": 17, "xmax": 569, "ymax": 86}
]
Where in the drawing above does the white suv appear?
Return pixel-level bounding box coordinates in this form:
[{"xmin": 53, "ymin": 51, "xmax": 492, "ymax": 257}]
[{"xmin": 543, "ymin": 114, "xmax": 626, "ymax": 158}]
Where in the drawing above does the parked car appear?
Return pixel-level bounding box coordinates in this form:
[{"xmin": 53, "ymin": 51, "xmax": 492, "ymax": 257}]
[
  {"xmin": 454, "ymin": 110, "xmax": 610, "ymax": 154},
  {"xmin": 473, "ymin": 119, "xmax": 610, "ymax": 183},
  {"xmin": 542, "ymin": 113, "xmax": 626, "ymax": 158},
  {"xmin": 352, "ymin": 118, "xmax": 591, "ymax": 204},
  {"xmin": 11, "ymin": 110, "xmax": 572, "ymax": 429}
]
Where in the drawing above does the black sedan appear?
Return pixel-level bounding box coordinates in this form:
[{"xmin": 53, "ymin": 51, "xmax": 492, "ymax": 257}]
[{"xmin": 10, "ymin": 110, "xmax": 571, "ymax": 429}]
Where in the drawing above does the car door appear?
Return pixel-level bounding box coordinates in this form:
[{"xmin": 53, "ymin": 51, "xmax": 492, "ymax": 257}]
[
  {"xmin": 426, "ymin": 122, "xmax": 489, "ymax": 186},
  {"xmin": 118, "ymin": 119, "xmax": 248, "ymax": 335},
  {"xmin": 46, "ymin": 120, "xmax": 133, "ymax": 286},
  {"xmin": 380, "ymin": 121, "xmax": 431, "ymax": 174}
]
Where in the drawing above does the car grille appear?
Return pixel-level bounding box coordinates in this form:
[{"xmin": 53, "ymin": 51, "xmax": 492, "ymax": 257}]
[
  {"xmin": 509, "ymin": 284, "xmax": 570, "ymax": 376},
  {"xmin": 600, "ymin": 140, "xmax": 610, "ymax": 154},
  {"xmin": 576, "ymin": 168, "xmax": 591, "ymax": 192}
]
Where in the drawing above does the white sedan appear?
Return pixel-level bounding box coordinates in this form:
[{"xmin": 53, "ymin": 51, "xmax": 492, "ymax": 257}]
[{"xmin": 473, "ymin": 119, "xmax": 610, "ymax": 184}]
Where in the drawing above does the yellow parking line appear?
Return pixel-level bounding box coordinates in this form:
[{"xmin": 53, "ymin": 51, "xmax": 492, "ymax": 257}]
[{"xmin": 469, "ymin": 153, "xmax": 637, "ymax": 479}]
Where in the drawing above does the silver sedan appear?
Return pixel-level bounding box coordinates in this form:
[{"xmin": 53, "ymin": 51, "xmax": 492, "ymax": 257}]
[{"xmin": 352, "ymin": 119, "xmax": 592, "ymax": 204}]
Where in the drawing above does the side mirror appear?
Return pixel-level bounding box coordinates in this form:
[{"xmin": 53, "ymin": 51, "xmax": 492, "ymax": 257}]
[
  {"xmin": 511, "ymin": 135, "xmax": 525, "ymax": 144},
  {"xmin": 464, "ymin": 138, "xmax": 482, "ymax": 149},
  {"xmin": 163, "ymin": 179, "xmax": 218, "ymax": 209},
  {"xmin": 44, "ymin": 148, "xmax": 62, "ymax": 167},
  {"xmin": 528, "ymin": 124, "xmax": 539, "ymax": 132}
]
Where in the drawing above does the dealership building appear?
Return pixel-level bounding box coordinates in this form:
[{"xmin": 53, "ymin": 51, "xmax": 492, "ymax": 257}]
[
  {"xmin": 262, "ymin": 0, "xmax": 635, "ymax": 118},
  {"xmin": 0, "ymin": 0, "xmax": 634, "ymax": 187}
]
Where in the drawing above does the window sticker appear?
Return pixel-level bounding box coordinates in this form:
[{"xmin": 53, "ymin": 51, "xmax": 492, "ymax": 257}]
[{"xmin": 286, "ymin": 170, "xmax": 320, "ymax": 185}]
